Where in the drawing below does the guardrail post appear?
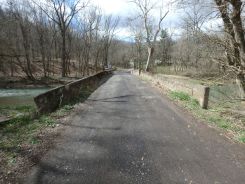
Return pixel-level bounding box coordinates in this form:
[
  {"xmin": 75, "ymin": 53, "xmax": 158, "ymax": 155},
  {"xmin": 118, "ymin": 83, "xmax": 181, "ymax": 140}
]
[{"xmin": 201, "ymin": 87, "xmax": 210, "ymax": 109}]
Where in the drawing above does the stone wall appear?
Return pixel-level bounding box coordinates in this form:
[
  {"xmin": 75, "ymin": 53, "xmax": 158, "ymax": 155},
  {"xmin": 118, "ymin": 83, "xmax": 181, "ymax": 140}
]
[
  {"xmin": 133, "ymin": 71, "xmax": 210, "ymax": 109},
  {"xmin": 34, "ymin": 70, "xmax": 112, "ymax": 113}
]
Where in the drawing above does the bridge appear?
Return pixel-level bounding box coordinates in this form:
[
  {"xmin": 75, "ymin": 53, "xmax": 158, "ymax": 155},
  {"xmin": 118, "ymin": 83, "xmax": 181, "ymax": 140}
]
[{"xmin": 25, "ymin": 71, "xmax": 245, "ymax": 184}]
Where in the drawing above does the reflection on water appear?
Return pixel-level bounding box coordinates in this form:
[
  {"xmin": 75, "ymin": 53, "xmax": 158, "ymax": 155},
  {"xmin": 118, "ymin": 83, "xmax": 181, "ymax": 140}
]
[
  {"xmin": 0, "ymin": 88, "xmax": 50, "ymax": 106},
  {"xmin": 0, "ymin": 89, "xmax": 50, "ymax": 97}
]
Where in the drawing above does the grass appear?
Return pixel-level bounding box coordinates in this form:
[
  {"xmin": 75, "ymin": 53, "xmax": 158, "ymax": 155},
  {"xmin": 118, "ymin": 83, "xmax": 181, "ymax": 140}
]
[
  {"xmin": 155, "ymin": 65, "xmax": 221, "ymax": 80},
  {"xmin": 169, "ymin": 91, "xmax": 191, "ymax": 101},
  {"xmin": 1, "ymin": 115, "xmax": 52, "ymax": 152},
  {"xmin": 137, "ymin": 71, "xmax": 245, "ymax": 143},
  {"xmin": 155, "ymin": 66, "xmax": 197, "ymax": 77},
  {"xmin": 237, "ymin": 132, "xmax": 245, "ymax": 143},
  {"xmin": 156, "ymin": 66, "xmax": 177, "ymax": 75},
  {"xmin": 168, "ymin": 91, "xmax": 245, "ymax": 143},
  {"xmin": 51, "ymin": 105, "xmax": 74, "ymax": 118},
  {"xmin": 0, "ymin": 105, "xmax": 36, "ymax": 117},
  {"xmin": 0, "ymin": 106, "xmax": 74, "ymax": 166},
  {"xmin": 0, "ymin": 85, "xmax": 96, "ymax": 165}
]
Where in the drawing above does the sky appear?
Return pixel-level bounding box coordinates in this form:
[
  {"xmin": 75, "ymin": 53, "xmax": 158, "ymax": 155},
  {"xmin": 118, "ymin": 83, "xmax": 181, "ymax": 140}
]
[
  {"xmin": 91, "ymin": 0, "xmax": 133, "ymax": 40},
  {"xmin": 92, "ymin": 0, "xmax": 131, "ymax": 16},
  {"xmin": 91, "ymin": 0, "xmax": 181, "ymax": 40}
]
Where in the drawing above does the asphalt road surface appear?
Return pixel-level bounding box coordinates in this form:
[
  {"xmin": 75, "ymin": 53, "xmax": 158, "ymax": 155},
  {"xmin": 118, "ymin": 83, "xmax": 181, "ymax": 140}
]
[{"xmin": 25, "ymin": 71, "xmax": 245, "ymax": 184}]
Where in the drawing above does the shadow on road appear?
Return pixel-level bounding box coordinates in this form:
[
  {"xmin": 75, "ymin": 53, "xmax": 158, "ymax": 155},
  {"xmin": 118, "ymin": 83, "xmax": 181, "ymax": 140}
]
[
  {"xmin": 88, "ymin": 94, "xmax": 136, "ymax": 102},
  {"xmin": 58, "ymin": 122, "xmax": 122, "ymax": 131},
  {"xmin": 28, "ymin": 132, "xmax": 163, "ymax": 184}
]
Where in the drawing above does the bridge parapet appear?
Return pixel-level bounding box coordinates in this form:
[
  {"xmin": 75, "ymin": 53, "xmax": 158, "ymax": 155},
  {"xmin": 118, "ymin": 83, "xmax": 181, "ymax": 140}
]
[{"xmin": 34, "ymin": 70, "xmax": 113, "ymax": 114}]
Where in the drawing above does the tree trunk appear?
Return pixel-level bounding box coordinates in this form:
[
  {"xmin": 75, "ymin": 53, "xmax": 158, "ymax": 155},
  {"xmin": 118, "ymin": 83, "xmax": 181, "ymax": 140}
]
[
  {"xmin": 10, "ymin": 58, "xmax": 14, "ymax": 77},
  {"xmin": 139, "ymin": 60, "xmax": 142, "ymax": 75},
  {"xmin": 145, "ymin": 47, "xmax": 154, "ymax": 72},
  {"xmin": 42, "ymin": 56, "xmax": 46, "ymax": 77},
  {"xmin": 40, "ymin": 44, "xmax": 47, "ymax": 77},
  {"xmin": 95, "ymin": 51, "xmax": 99, "ymax": 72},
  {"xmin": 61, "ymin": 31, "xmax": 66, "ymax": 77},
  {"xmin": 19, "ymin": 23, "xmax": 35, "ymax": 80},
  {"xmin": 236, "ymin": 73, "xmax": 245, "ymax": 100},
  {"xmin": 104, "ymin": 46, "xmax": 109, "ymax": 68},
  {"xmin": 215, "ymin": 0, "xmax": 245, "ymax": 100}
]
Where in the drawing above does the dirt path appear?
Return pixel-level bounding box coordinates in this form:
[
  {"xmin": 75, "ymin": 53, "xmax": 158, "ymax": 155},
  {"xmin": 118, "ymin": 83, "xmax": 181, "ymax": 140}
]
[{"xmin": 24, "ymin": 71, "xmax": 245, "ymax": 184}]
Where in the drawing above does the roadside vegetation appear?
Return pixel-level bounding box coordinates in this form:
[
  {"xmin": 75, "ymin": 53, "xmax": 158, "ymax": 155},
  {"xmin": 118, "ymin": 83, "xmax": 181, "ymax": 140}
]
[
  {"xmin": 0, "ymin": 104, "xmax": 71, "ymax": 180},
  {"xmin": 0, "ymin": 104, "xmax": 70, "ymax": 158},
  {"xmin": 137, "ymin": 72, "xmax": 245, "ymax": 143},
  {"xmin": 0, "ymin": 85, "xmax": 95, "ymax": 182},
  {"xmin": 0, "ymin": 105, "xmax": 35, "ymax": 118},
  {"xmin": 168, "ymin": 91, "xmax": 245, "ymax": 143}
]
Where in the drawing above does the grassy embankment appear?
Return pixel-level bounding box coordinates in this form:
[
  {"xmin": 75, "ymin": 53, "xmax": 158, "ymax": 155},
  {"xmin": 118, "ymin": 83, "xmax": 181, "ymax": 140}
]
[
  {"xmin": 139, "ymin": 67, "xmax": 245, "ymax": 143},
  {"xmin": 0, "ymin": 85, "xmax": 94, "ymax": 169},
  {"xmin": 168, "ymin": 91, "xmax": 245, "ymax": 143}
]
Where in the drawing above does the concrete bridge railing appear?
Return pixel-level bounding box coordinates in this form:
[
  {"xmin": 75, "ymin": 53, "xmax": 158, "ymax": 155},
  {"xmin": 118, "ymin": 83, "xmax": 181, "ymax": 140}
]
[
  {"xmin": 34, "ymin": 70, "xmax": 113, "ymax": 114},
  {"xmin": 133, "ymin": 71, "xmax": 210, "ymax": 109}
]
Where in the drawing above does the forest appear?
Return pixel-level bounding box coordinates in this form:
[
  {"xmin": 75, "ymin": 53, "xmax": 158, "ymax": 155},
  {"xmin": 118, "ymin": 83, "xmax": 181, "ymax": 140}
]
[
  {"xmin": 0, "ymin": 0, "xmax": 244, "ymax": 98},
  {"xmin": 0, "ymin": 0, "xmax": 120, "ymax": 80}
]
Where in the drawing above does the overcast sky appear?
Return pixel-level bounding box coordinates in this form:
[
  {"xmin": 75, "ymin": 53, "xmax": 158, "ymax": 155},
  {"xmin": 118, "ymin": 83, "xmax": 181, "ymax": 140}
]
[{"xmin": 91, "ymin": 0, "xmax": 183, "ymax": 40}]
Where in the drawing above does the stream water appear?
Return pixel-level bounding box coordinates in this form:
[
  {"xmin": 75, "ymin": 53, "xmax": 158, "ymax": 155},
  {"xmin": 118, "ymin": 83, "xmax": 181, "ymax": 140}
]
[{"xmin": 0, "ymin": 88, "xmax": 50, "ymax": 106}]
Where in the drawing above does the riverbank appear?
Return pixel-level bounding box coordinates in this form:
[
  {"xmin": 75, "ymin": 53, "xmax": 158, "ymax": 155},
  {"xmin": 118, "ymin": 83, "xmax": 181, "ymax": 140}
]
[
  {"xmin": 0, "ymin": 87, "xmax": 94, "ymax": 183},
  {"xmin": 0, "ymin": 88, "xmax": 50, "ymax": 124},
  {"xmin": 0, "ymin": 104, "xmax": 74, "ymax": 183},
  {"xmin": 0, "ymin": 76, "xmax": 74, "ymax": 89},
  {"xmin": 0, "ymin": 76, "xmax": 79, "ymax": 121},
  {"xmin": 0, "ymin": 71, "xmax": 113, "ymax": 183}
]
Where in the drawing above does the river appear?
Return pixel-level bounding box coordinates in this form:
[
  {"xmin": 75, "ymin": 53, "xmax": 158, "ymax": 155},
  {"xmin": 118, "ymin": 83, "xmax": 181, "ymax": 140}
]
[{"xmin": 0, "ymin": 88, "xmax": 50, "ymax": 106}]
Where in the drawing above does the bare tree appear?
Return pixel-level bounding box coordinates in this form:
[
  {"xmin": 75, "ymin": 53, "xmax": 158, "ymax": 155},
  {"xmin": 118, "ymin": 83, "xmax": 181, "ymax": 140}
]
[
  {"xmin": 130, "ymin": 0, "xmax": 169, "ymax": 72},
  {"xmin": 83, "ymin": 8, "xmax": 101, "ymax": 75},
  {"xmin": 9, "ymin": 0, "xmax": 36, "ymax": 80},
  {"xmin": 128, "ymin": 18, "xmax": 145, "ymax": 74},
  {"xmin": 32, "ymin": 7, "xmax": 51, "ymax": 77},
  {"xmin": 101, "ymin": 15, "xmax": 120, "ymax": 68},
  {"xmin": 92, "ymin": 9, "xmax": 102, "ymax": 72},
  {"xmin": 34, "ymin": 0, "xmax": 89, "ymax": 77},
  {"xmin": 75, "ymin": 7, "xmax": 103, "ymax": 75}
]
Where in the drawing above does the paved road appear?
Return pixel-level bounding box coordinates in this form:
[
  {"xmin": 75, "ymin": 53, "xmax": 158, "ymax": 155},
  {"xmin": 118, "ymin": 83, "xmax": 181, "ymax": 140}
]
[{"xmin": 26, "ymin": 71, "xmax": 245, "ymax": 184}]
